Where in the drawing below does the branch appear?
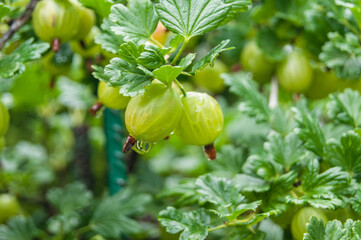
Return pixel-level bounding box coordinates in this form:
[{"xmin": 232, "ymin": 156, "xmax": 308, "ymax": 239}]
[
  {"xmin": 268, "ymin": 76, "xmax": 279, "ymax": 109},
  {"xmin": 0, "ymin": 0, "xmax": 39, "ymax": 50}
]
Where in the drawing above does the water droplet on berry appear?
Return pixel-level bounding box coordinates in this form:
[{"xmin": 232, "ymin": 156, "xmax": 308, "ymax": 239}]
[{"xmin": 134, "ymin": 140, "xmax": 152, "ymax": 154}]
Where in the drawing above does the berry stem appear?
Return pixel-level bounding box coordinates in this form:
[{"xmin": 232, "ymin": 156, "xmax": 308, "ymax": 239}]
[
  {"xmin": 89, "ymin": 101, "xmax": 103, "ymax": 116},
  {"xmin": 122, "ymin": 135, "xmax": 137, "ymax": 153},
  {"xmin": 204, "ymin": 143, "xmax": 217, "ymax": 160},
  {"xmin": 175, "ymin": 79, "xmax": 187, "ymax": 97},
  {"xmin": 52, "ymin": 38, "xmax": 61, "ymax": 52}
]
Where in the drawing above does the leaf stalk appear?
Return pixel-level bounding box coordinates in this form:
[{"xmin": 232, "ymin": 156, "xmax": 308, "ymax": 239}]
[{"xmin": 171, "ymin": 39, "xmax": 188, "ymax": 65}]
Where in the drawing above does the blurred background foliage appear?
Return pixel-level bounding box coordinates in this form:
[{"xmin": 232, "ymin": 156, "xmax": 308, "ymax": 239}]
[{"xmin": 2, "ymin": 0, "xmax": 361, "ymax": 239}]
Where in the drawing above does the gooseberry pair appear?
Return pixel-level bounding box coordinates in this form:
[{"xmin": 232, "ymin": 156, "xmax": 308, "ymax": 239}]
[
  {"xmin": 92, "ymin": 82, "xmax": 224, "ymax": 160},
  {"xmin": 32, "ymin": 0, "xmax": 95, "ymax": 52},
  {"xmin": 240, "ymin": 41, "xmax": 314, "ymax": 93}
]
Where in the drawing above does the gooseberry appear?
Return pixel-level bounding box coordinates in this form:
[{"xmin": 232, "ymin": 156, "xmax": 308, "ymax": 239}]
[
  {"xmin": 0, "ymin": 194, "xmax": 21, "ymax": 223},
  {"xmin": 240, "ymin": 41, "xmax": 274, "ymax": 84},
  {"xmin": 123, "ymin": 83, "xmax": 182, "ymax": 152},
  {"xmin": 291, "ymin": 207, "xmax": 327, "ymax": 240},
  {"xmin": 174, "ymin": 92, "xmax": 223, "ymax": 160},
  {"xmin": 33, "ymin": 0, "xmax": 79, "ymax": 51},
  {"xmin": 194, "ymin": 59, "xmax": 227, "ymax": 93},
  {"xmin": 276, "ymin": 48, "xmax": 313, "ymax": 93}
]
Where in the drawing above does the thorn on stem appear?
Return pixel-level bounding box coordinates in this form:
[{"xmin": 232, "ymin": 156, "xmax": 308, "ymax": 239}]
[
  {"xmin": 89, "ymin": 102, "xmax": 103, "ymax": 116},
  {"xmin": 203, "ymin": 143, "xmax": 217, "ymax": 160},
  {"xmin": 164, "ymin": 135, "xmax": 170, "ymax": 140},
  {"xmin": 52, "ymin": 38, "xmax": 60, "ymax": 52},
  {"xmin": 123, "ymin": 135, "xmax": 137, "ymax": 153}
]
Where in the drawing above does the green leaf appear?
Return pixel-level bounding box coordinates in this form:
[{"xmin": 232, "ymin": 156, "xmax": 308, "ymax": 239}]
[
  {"xmin": 191, "ymin": 40, "xmax": 234, "ymax": 73},
  {"xmin": 323, "ymin": 220, "xmax": 345, "ymax": 240},
  {"xmin": 292, "ymin": 100, "xmax": 326, "ymax": 157},
  {"xmin": 110, "ymin": 0, "xmax": 159, "ymax": 44},
  {"xmin": 287, "ymin": 158, "xmax": 349, "ymax": 209},
  {"xmin": 328, "ymin": 89, "xmax": 361, "ymax": 128},
  {"xmin": 227, "ymin": 201, "xmax": 261, "ymax": 221},
  {"xmin": 169, "ymin": 34, "xmax": 185, "ymax": 49},
  {"xmin": 220, "ymin": 0, "xmax": 252, "ymax": 25},
  {"xmin": 158, "ymin": 207, "xmax": 210, "ymax": 240},
  {"xmin": 196, "ymin": 175, "xmax": 242, "ymax": 206},
  {"xmin": 350, "ymin": 184, "xmax": 361, "ymax": 216},
  {"xmin": 223, "ymin": 72, "xmax": 270, "ymax": 123},
  {"xmin": 234, "ymin": 174, "xmax": 270, "ymax": 192},
  {"xmin": 137, "ymin": 65, "xmax": 155, "ymax": 77},
  {"xmin": 258, "ymin": 219, "xmax": 284, "ymax": 240},
  {"xmin": 256, "ymin": 26, "xmax": 286, "ymax": 62},
  {"xmin": 304, "ymin": 160, "xmax": 350, "ymax": 193},
  {"xmin": 316, "ymin": 0, "xmax": 355, "ymax": 28},
  {"xmin": 56, "ymin": 77, "xmax": 96, "ymax": 109},
  {"xmin": 0, "ymin": 38, "xmax": 49, "ymax": 79},
  {"xmin": 46, "ymin": 182, "xmax": 92, "ymax": 213},
  {"xmin": 118, "ymin": 41, "xmax": 144, "ymax": 64},
  {"xmin": 179, "ymin": 53, "xmax": 196, "ymax": 70},
  {"xmin": 0, "ymin": 216, "xmax": 40, "ymax": 240},
  {"xmin": 264, "ymin": 131, "xmax": 304, "ymax": 167},
  {"xmin": 91, "ymin": 189, "xmax": 151, "ymax": 238},
  {"xmin": 155, "ymin": 0, "xmax": 231, "ymax": 39},
  {"xmin": 153, "ymin": 65, "xmax": 183, "ymax": 85},
  {"xmin": 209, "ymin": 145, "xmax": 246, "ymax": 175},
  {"xmin": 95, "ymin": 18, "xmax": 124, "ymax": 54},
  {"xmin": 246, "ymin": 210, "xmax": 279, "ymax": 227},
  {"xmin": 354, "ymin": 221, "xmax": 361, "ymax": 237},
  {"xmin": 305, "ymin": 218, "xmax": 361, "ymax": 240},
  {"xmin": 269, "ymin": 107, "xmax": 296, "ymax": 135},
  {"xmin": 196, "ymin": 175, "xmax": 259, "ymax": 220},
  {"xmin": 157, "ymin": 179, "xmax": 199, "ymax": 206},
  {"xmin": 136, "ymin": 45, "xmax": 166, "ymax": 70},
  {"xmin": 343, "ymin": 219, "xmax": 361, "ymax": 239},
  {"xmin": 263, "ymin": 171, "xmax": 297, "ymax": 210},
  {"xmin": 47, "ymin": 212, "xmax": 81, "ymax": 234},
  {"xmin": 10, "ymin": 64, "xmax": 52, "ymax": 109},
  {"xmin": 320, "ymin": 32, "xmax": 361, "ymax": 80},
  {"xmin": 251, "ymin": 0, "xmax": 277, "ymax": 23},
  {"xmin": 102, "ymin": 57, "xmax": 153, "ymax": 97},
  {"xmin": 79, "ymin": 0, "xmax": 116, "ymax": 18},
  {"xmin": 304, "ymin": 216, "xmax": 326, "ymax": 240},
  {"xmin": 325, "ymin": 130, "xmax": 361, "ymax": 175},
  {"xmin": 351, "ymin": 6, "xmax": 361, "ymax": 30},
  {"xmin": 92, "ymin": 66, "xmax": 110, "ymax": 83},
  {"xmin": 243, "ymin": 154, "xmax": 279, "ymax": 181},
  {"xmin": 0, "ymin": 3, "xmax": 11, "ymax": 21}
]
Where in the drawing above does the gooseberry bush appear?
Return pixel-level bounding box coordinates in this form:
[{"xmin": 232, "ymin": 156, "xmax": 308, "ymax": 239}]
[{"xmin": 2, "ymin": 0, "xmax": 361, "ymax": 239}]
